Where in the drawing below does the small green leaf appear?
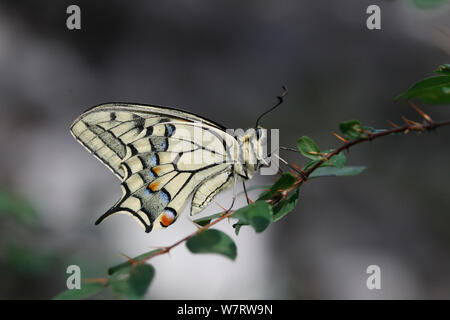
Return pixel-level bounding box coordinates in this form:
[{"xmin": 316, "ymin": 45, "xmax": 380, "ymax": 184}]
[
  {"xmin": 186, "ymin": 229, "xmax": 237, "ymax": 260},
  {"xmin": 0, "ymin": 190, "xmax": 38, "ymax": 226},
  {"xmin": 411, "ymin": 0, "xmax": 449, "ymax": 9},
  {"xmin": 339, "ymin": 120, "xmax": 366, "ymax": 140},
  {"xmin": 395, "ymin": 75, "xmax": 450, "ymax": 104},
  {"xmin": 435, "ymin": 64, "xmax": 450, "ymax": 75},
  {"xmin": 273, "ymin": 188, "xmax": 300, "ymax": 222},
  {"xmin": 303, "ymin": 159, "xmax": 322, "ymax": 171},
  {"xmin": 271, "ymin": 173, "xmax": 296, "ymax": 192},
  {"xmin": 233, "ymin": 223, "xmax": 243, "ymax": 236},
  {"xmin": 109, "ymin": 264, "xmax": 155, "ymax": 300},
  {"xmin": 193, "ymin": 212, "xmax": 223, "ymax": 227},
  {"xmin": 53, "ymin": 282, "xmax": 105, "ymax": 300},
  {"xmin": 309, "ymin": 166, "xmax": 367, "ymax": 178},
  {"xmin": 297, "ymin": 136, "xmax": 321, "ymax": 160},
  {"xmin": 363, "ymin": 126, "xmax": 386, "ymax": 134},
  {"xmin": 325, "ymin": 152, "xmax": 346, "ymax": 168},
  {"xmin": 257, "ymin": 174, "xmax": 296, "ymax": 201},
  {"xmin": 257, "ymin": 189, "xmax": 273, "ymax": 201},
  {"xmin": 108, "ymin": 249, "xmax": 162, "ymax": 275},
  {"xmin": 3, "ymin": 243, "xmax": 58, "ymax": 275},
  {"xmin": 232, "ymin": 201, "xmax": 273, "ymax": 233}
]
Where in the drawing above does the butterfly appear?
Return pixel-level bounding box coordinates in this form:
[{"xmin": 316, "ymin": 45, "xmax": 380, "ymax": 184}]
[{"xmin": 70, "ymin": 93, "xmax": 284, "ymax": 233}]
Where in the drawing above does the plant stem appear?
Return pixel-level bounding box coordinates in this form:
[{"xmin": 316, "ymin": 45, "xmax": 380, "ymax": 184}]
[{"xmin": 134, "ymin": 118, "xmax": 450, "ymax": 265}]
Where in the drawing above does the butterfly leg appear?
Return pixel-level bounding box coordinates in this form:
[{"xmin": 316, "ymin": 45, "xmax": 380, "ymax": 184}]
[
  {"xmin": 242, "ymin": 181, "xmax": 251, "ymax": 205},
  {"xmin": 224, "ymin": 175, "xmax": 238, "ymax": 212}
]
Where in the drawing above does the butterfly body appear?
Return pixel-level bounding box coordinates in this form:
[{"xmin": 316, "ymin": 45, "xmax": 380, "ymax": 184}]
[{"xmin": 70, "ymin": 103, "xmax": 267, "ymax": 233}]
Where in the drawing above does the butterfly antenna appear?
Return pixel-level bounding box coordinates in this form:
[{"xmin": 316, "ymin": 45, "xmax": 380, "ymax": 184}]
[{"xmin": 255, "ymin": 86, "xmax": 288, "ymax": 128}]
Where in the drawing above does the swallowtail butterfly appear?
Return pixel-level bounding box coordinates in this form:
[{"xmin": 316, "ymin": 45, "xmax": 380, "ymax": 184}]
[{"xmin": 70, "ymin": 103, "xmax": 271, "ymax": 233}]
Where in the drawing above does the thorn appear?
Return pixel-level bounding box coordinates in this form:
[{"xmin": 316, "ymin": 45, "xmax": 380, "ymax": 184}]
[
  {"xmin": 331, "ymin": 132, "xmax": 349, "ymax": 143},
  {"xmin": 401, "ymin": 115, "xmax": 408, "ymax": 124},
  {"xmin": 119, "ymin": 252, "xmax": 137, "ymax": 266},
  {"xmin": 401, "ymin": 116, "xmax": 421, "ymax": 128},
  {"xmin": 214, "ymin": 201, "xmax": 228, "ymax": 212},
  {"xmin": 84, "ymin": 278, "xmax": 108, "ymax": 285},
  {"xmin": 409, "ymin": 101, "xmax": 433, "ymax": 123},
  {"xmin": 148, "ymin": 245, "xmax": 168, "ymax": 252},
  {"xmin": 280, "ymin": 85, "xmax": 288, "ymax": 98},
  {"xmin": 186, "ymin": 217, "xmax": 203, "ymax": 229},
  {"xmin": 387, "ymin": 120, "xmax": 399, "ymax": 128},
  {"xmin": 274, "ymin": 153, "xmax": 304, "ymax": 176},
  {"xmin": 307, "ymin": 151, "xmax": 328, "ymax": 156},
  {"xmin": 244, "ymin": 193, "xmax": 254, "ymax": 204},
  {"xmin": 291, "ymin": 163, "xmax": 303, "ymax": 177},
  {"xmin": 298, "ymin": 170, "xmax": 308, "ymax": 181},
  {"xmin": 406, "ymin": 119, "xmax": 423, "ymax": 129},
  {"xmin": 280, "ymin": 190, "xmax": 289, "ymax": 199}
]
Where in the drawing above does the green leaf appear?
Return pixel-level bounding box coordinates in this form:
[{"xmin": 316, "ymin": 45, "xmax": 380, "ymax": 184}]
[
  {"xmin": 257, "ymin": 174, "xmax": 296, "ymax": 201},
  {"xmin": 395, "ymin": 75, "xmax": 450, "ymax": 104},
  {"xmin": 270, "ymin": 173, "xmax": 296, "ymax": 192},
  {"xmin": 309, "ymin": 166, "xmax": 367, "ymax": 178},
  {"xmin": 273, "ymin": 188, "xmax": 300, "ymax": 222},
  {"xmin": 2, "ymin": 243, "xmax": 58, "ymax": 275},
  {"xmin": 108, "ymin": 249, "xmax": 162, "ymax": 275},
  {"xmin": 257, "ymin": 189, "xmax": 273, "ymax": 201},
  {"xmin": 0, "ymin": 190, "xmax": 38, "ymax": 226},
  {"xmin": 232, "ymin": 201, "xmax": 273, "ymax": 233},
  {"xmin": 297, "ymin": 136, "xmax": 321, "ymax": 160},
  {"xmin": 435, "ymin": 64, "xmax": 450, "ymax": 75},
  {"xmin": 193, "ymin": 212, "xmax": 223, "ymax": 227},
  {"xmin": 233, "ymin": 223, "xmax": 243, "ymax": 236},
  {"xmin": 339, "ymin": 120, "xmax": 366, "ymax": 140},
  {"xmin": 303, "ymin": 159, "xmax": 322, "ymax": 171},
  {"xmin": 325, "ymin": 152, "xmax": 346, "ymax": 168},
  {"xmin": 53, "ymin": 282, "xmax": 105, "ymax": 300},
  {"xmin": 109, "ymin": 264, "xmax": 155, "ymax": 300},
  {"xmin": 411, "ymin": 0, "xmax": 449, "ymax": 9},
  {"xmin": 363, "ymin": 126, "xmax": 386, "ymax": 134},
  {"xmin": 186, "ymin": 229, "xmax": 237, "ymax": 260}
]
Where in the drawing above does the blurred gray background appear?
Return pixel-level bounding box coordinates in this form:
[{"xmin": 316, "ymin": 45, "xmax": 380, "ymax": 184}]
[{"xmin": 0, "ymin": 0, "xmax": 449, "ymax": 299}]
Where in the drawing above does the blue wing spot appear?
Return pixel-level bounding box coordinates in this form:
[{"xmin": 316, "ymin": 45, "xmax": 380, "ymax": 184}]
[
  {"xmin": 166, "ymin": 124, "xmax": 175, "ymax": 137},
  {"xmin": 148, "ymin": 169, "xmax": 156, "ymax": 179},
  {"xmin": 161, "ymin": 139, "xmax": 168, "ymax": 151},
  {"xmin": 159, "ymin": 189, "xmax": 171, "ymax": 204},
  {"xmin": 144, "ymin": 189, "xmax": 154, "ymax": 196},
  {"xmin": 149, "ymin": 154, "xmax": 159, "ymax": 166}
]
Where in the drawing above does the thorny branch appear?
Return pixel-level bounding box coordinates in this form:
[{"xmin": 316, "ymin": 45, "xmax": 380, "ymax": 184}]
[{"xmin": 98, "ymin": 107, "xmax": 450, "ymax": 279}]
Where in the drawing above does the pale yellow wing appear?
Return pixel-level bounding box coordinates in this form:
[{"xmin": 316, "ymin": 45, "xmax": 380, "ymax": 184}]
[{"xmin": 70, "ymin": 103, "xmax": 239, "ymax": 232}]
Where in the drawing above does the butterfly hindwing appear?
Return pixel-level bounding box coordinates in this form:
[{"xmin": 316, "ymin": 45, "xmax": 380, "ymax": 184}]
[
  {"xmin": 98, "ymin": 153, "xmax": 233, "ymax": 232},
  {"xmin": 191, "ymin": 168, "xmax": 235, "ymax": 215}
]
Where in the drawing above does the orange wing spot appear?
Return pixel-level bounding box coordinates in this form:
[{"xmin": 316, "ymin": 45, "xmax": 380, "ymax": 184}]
[
  {"xmin": 149, "ymin": 181, "xmax": 160, "ymax": 191},
  {"xmin": 152, "ymin": 166, "xmax": 161, "ymax": 175},
  {"xmin": 161, "ymin": 213, "xmax": 174, "ymax": 227}
]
